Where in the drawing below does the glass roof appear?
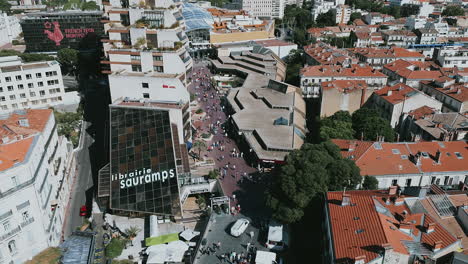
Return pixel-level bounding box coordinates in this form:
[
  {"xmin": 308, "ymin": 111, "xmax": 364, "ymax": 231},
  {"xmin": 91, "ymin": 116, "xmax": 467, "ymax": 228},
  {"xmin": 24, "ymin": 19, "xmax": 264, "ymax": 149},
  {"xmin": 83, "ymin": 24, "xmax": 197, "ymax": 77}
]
[{"xmin": 182, "ymin": 2, "xmax": 213, "ymax": 32}]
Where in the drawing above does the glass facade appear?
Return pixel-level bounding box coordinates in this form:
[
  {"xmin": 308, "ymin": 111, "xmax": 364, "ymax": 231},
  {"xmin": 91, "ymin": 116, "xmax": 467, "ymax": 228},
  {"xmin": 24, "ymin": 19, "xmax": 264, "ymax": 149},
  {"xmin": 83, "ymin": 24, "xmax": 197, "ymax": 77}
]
[
  {"xmin": 20, "ymin": 12, "xmax": 104, "ymax": 52},
  {"xmin": 109, "ymin": 106, "xmax": 181, "ymax": 216}
]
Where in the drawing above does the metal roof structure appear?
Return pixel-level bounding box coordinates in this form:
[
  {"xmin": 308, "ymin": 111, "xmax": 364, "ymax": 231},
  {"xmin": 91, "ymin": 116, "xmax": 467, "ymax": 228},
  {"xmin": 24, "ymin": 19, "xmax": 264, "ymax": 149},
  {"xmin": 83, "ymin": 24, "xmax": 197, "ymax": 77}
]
[
  {"xmin": 181, "ymin": 2, "xmax": 213, "ymax": 32},
  {"xmin": 430, "ymin": 194, "xmax": 456, "ymax": 217}
]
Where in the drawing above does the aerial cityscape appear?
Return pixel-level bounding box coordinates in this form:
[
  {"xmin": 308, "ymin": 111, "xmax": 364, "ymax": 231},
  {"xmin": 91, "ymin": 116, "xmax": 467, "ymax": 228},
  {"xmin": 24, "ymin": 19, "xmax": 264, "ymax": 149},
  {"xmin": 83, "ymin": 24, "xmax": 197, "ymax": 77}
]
[{"xmin": 0, "ymin": 0, "xmax": 467, "ymax": 263}]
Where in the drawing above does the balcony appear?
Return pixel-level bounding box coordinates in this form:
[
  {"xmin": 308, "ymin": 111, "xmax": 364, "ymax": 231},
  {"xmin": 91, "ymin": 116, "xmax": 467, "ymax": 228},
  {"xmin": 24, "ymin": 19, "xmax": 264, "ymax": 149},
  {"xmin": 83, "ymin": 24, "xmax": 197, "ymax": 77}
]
[
  {"xmin": 0, "ymin": 226, "xmax": 21, "ymax": 241},
  {"xmin": 20, "ymin": 217, "xmax": 34, "ymax": 228}
]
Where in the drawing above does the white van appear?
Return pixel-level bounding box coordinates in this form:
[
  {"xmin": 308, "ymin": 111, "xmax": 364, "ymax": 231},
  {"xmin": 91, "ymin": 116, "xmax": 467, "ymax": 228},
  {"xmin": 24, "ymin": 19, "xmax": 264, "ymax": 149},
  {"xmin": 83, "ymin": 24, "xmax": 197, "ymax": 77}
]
[{"xmin": 230, "ymin": 218, "xmax": 250, "ymax": 237}]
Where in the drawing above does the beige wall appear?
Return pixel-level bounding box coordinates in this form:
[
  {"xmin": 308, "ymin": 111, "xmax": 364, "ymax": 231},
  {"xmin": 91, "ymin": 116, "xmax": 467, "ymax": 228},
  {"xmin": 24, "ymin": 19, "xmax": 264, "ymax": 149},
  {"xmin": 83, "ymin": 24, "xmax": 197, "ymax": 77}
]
[
  {"xmin": 320, "ymin": 88, "xmax": 372, "ymax": 117},
  {"xmin": 210, "ymin": 30, "xmax": 271, "ymax": 44}
]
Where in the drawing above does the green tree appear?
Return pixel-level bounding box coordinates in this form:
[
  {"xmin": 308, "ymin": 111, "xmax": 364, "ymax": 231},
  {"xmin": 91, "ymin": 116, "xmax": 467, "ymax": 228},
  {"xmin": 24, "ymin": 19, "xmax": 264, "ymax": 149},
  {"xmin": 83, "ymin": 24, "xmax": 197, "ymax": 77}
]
[
  {"xmin": 193, "ymin": 140, "xmax": 207, "ymax": 157},
  {"xmin": 352, "ymin": 108, "xmax": 395, "ymax": 141},
  {"xmin": 124, "ymin": 226, "xmax": 141, "ymax": 239},
  {"xmin": 284, "ymin": 49, "xmax": 304, "ymax": 86},
  {"xmin": 442, "ymin": 5, "xmax": 465, "ymax": 16},
  {"xmin": 316, "ymin": 10, "xmax": 336, "ymax": 27},
  {"xmin": 348, "ymin": 12, "xmax": 362, "ymax": 24},
  {"xmin": 207, "ymin": 170, "xmax": 219, "ymax": 179},
  {"xmin": 266, "ymin": 142, "xmax": 361, "ymax": 223},
  {"xmin": 400, "ymin": 4, "xmax": 420, "ymax": 17},
  {"xmin": 57, "ymin": 48, "xmax": 79, "ymax": 74},
  {"xmin": 319, "ymin": 111, "xmax": 355, "ymax": 141},
  {"xmin": 0, "ymin": 0, "xmax": 11, "ymax": 13},
  {"xmin": 81, "ymin": 0, "xmax": 99, "ymax": 10},
  {"xmin": 105, "ymin": 238, "xmax": 125, "ymax": 259},
  {"xmin": 382, "ymin": 5, "xmax": 401, "ymax": 19},
  {"xmin": 362, "ymin": 175, "xmax": 379, "ymax": 190},
  {"xmin": 292, "ymin": 28, "xmax": 308, "ymax": 46}
]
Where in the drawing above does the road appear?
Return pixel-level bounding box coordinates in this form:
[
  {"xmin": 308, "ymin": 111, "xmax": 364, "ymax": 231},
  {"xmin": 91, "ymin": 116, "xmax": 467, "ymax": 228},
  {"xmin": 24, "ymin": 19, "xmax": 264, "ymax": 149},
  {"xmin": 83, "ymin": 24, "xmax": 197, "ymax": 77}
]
[{"xmin": 63, "ymin": 121, "xmax": 94, "ymax": 239}]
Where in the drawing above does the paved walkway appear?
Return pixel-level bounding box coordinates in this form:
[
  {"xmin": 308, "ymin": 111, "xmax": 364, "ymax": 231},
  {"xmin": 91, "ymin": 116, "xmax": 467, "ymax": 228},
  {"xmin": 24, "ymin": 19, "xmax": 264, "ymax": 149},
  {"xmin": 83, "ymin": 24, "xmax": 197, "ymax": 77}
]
[{"xmin": 189, "ymin": 62, "xmax": 257, "ymax": 205}]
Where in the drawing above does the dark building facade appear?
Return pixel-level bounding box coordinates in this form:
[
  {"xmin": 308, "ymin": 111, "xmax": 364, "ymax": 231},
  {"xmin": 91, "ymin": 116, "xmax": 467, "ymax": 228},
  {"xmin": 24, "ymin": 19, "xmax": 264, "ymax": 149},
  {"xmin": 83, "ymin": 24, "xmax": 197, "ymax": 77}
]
[
  {"xmin": 108, "ymin": 105, "xmax": 182, "ymax": 217},
  {"xmin": 21, "ymin": 11, "xmax": 104, "ymax": 52}
]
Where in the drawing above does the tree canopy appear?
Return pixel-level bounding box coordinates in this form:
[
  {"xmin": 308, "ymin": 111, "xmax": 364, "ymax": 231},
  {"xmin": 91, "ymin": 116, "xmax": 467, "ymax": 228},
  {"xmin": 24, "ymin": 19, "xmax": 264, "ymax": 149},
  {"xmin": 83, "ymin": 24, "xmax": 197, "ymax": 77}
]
[
  {"xmin": 316, "ymin": 10, "xmax": 336, "ymax": 27},
  {"xmin": 442, "ymin": 5, "xmax": 465, "ymax": 17},
  {"xmin": 352, "ymin": 108, "xmax": 395, "ymax": 142},
  {"xmin": 362, "ymin": 175, "xmax": 379, "ymax": 190},
  {"xmin": 348, "ymin": 12, "xmax": 362, "ymax": 24},
  {"xmin": 0, "ymin": 50, "xmax": 54, "ymax": 62},
  {"xmin": 284, "ymin": 49, "xmax": 304, "ymax": 86},
  {"xmin": 266, "ymin": 142, "xmax": 361, "ymax": 223},
  {"xmin": 0, "ymin": 0, "xmax": 11, "ymax": 13},
  {"xmin": 57, "ymin": 48, "xmax": 79, "ymax": 74},
  {"xmin": 319, "ymin": 111, "xmax": 355, "ymax": 141},
  {"xmin": 280, "ymin": 5, "xmax": 315, "ymax": 46}
]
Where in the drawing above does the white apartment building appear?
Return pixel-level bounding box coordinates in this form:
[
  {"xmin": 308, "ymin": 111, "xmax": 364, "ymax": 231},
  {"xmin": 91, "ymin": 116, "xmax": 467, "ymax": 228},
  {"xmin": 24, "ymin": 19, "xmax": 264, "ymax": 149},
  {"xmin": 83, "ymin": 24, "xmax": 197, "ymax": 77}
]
[
  {"xmin": 311, "ymin": 0, "xmax": 345, "ymax": 20},
  {"xmin": 435, "ymin": 46, "xmax": 468, "ymax": 69},
  {"xmin": 241, "ymin": 0, "xmax": 287, "ymax": 19},
  {"xmin": 0, "ymin": 13, "xmax": 22, "ymax": 47},
  {"xmin": 103, "ymin": 0, "xmax": 193, "ymax": 85},
  {"xmin": 0, "ymin": 56, "xmax": 66, "ymax": 113},
  {"xmin": 0, "ymin": 109, "xmax": 72, "ymax": 264},
  {"xmin": 405, "ymin": 16, "xmax": 428, "ymax": 30},
  {"xmin": 333, "ymin": 5, "xmax": 351, "ymax": 24}
]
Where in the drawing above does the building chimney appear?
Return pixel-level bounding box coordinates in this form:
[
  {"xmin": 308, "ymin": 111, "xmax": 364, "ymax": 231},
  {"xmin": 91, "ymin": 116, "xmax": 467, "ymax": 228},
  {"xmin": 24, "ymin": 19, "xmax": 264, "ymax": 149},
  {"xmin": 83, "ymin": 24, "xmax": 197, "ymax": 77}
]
[
  {"xmin": 435, "ymin": 149, "xmax": 441, "ymax": 164},
  {"xmin": 427, "ymin": 222, "xmax": 436, "ymax": 233},
  {"xmin": 387, "ymin": 90, "xmax": 393, "ymax": 96},
  {"xmin": 348, "ymin": 141, "xmax": 356, "ymax": 152},
  {"xmin": 342, "ymin": 193, "xmax": 351, "ymax": 206},
  {"xmin": 354, "ymin": 255, "xmax": 366, "ymax": 264},
  {"xmin": 433, "ymin": 241, "xmax": 442, "ymax": 251},
  {"xmin": 389, "ymin": 185, "xmax": 398, "ymax": 195}
]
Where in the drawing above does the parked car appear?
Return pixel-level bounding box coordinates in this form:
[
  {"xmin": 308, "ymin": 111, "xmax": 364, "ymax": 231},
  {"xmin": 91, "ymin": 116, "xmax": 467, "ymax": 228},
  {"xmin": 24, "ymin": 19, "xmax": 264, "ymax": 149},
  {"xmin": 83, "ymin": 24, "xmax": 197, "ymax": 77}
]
[
  {"xmin": 230, "ymin": 218, "xmax": 250, "ymax": 237},
  {"xmin": 80, "ymin": 205, "xmax": 88, "ymax": 216}
]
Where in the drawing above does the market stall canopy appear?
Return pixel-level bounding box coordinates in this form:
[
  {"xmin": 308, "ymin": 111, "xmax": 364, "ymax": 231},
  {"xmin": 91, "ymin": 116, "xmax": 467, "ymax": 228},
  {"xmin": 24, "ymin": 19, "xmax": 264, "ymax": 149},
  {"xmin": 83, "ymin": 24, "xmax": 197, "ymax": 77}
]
[
  {"xmin": 147, "ymin": 240, "xmax": 189, "ymax": 264},
  {"xmin": 268, "ymin": 224, "xmax": 283, "ymax": 242},
  {"xmin": 145, "ymin": 233, "xmax": 179, "ymax": 246},
  {"xmin": 255, "ymin": 251, "xmax": 277, "ymax": 264}
]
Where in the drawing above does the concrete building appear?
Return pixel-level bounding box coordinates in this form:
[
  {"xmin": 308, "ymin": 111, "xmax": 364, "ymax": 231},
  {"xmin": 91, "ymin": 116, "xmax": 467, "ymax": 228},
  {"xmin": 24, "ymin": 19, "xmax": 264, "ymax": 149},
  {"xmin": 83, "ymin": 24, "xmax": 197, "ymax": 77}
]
[
  {"xmin": 253, "ymin": 39, "xmax": 297, "ymax": 59},
  {"xmin": 324, "ymin": 189, "xmax": 462, "ymax": 264},
  {"xmin": 300, "ymin": 64, "xmax": 388, "ymax": 98},
  {"xmin": 419, "ymin": 78, "xmax": 468, "ymax": 113},
  {"xmin": 0, "ymin": 13, "xmax": 22, "ymax": 47},
  {"xmin": 319, "ymin": 80, "xmax": 372, "ymax": 117},
  {"xmin": 333, "ymin": 139, "xmax": 468, "ymax": 189},
  {"xmin": 102, "ymin": 0, "xmax": 193, "ymax": 86},
  {"xmin": 368, "ymin": 83, "xmax": 443, "ymax": 128},
  {"xmin": 0, "ymin": 109, "xmax": 72, "ymax": 264},
  {"xmin": 363, "ymin": 12, "xmax": 394, "ymax": 25},
  {"xmin": 211, "ymin": 46, "xmax": 286, "ymax": 81},
  {"xmin": 241, "ymin": 0, "xmax": 287, "ymax": 18},
  {"xmin": 0, "ymin": 56, "xmax": 66, "ymax": 113},
  {"xmin": 401, "ymin": 106, "xmax": 468, "ymax": 141},
  {"xmin": 353, "ymin": 47, "xmax": 425, "ymax": 69},
  {"xmin": 415, "ymin": 28, "xmax": 439, "ymax": 44},
  {"xmin": 332, "ymin": 5, "xmax": 351, "ymax": 24},
  {"xmin": 435, "ymin": 46, "xmax": 468, "ymax": 68},
  {"xmin": 311, "ymin": 0, "xmax": 345, "ymax": 21},
  {"xmin": 381, "ymin": 30, "xmax": 418, "ymax": 47},
  {"xmin": 405, "ymin": 16, "xmax": 428, "ymax": 30}
]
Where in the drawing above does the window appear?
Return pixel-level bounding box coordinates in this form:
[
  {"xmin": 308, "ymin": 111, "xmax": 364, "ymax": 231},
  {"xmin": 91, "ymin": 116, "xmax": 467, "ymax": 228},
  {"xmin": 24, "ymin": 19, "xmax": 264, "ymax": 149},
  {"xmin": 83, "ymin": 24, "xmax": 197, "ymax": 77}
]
[
  {"xmin": 142, "ymin": 82, "xmax": 149, "ymax": 88},
  {"xmin": 3, "ymin": 221, "xmax": 10, "ymax": 231},
  {"xmin": 15, "ymin": 75, "xmax": 21, "ymax": 81},
  {"xmin": 405, "ymin": 179, "xmax": 412, "ymax": 187},
  {"xmin": 391, "ymin": 179, "xmax": 398, "ymax": 186},
  {"xmin": 0, "ymin": 96, "xmax": 4, "ymax": 101},
  {"xmin": 45, "ymin": 71, "xmax": 56, "ymax": 77},
  {"xmin": 131, "ymin": 55, "xmax": 141, "ymax": 61},
  {"xmin": 11, "ymin": 176, "xmax": 18, "ymax": 186},
  {"xmin": 153, "ymin": 56, "xmax": 163, "ymax": 61},
  {"xmin": 431, "ymin": 176, "xmax": 436, "ymax": 184},
  {"xmin": 7, "ymin": 86, "xmax": 13, "ymax": 91},
  {"xmin": 17, "ymin": 84, "xmax": 24, "ymax": 90},
  {"xmin": 21, "ymin": 102, "xmax": 27, "ymax": 107},
  {"xmin": 1, "ymin": 105, "xmax": 7, "ymax": 110},
  {"xmin": 143, "ymin": 93, "xmax": 150, "ymax": 98},
  {"xmin": 26, "ymin": 74, "xmax": 32, "ymax": 80},
  {"xmin": 30, "ymin": 92, "xmax": 36, "ymax": 97},
  {"xmin": 37, "ymin": 82, "xmax": 43, "ymax": 87},
  {"xmin": 5, "ymin": 77, "xmax": 11, "ymax": 82},
  {"xmin": 153, "ymin": 66, "xmax": 163, "ymax": 72},
  {"xmin": 8, "ymin": 240, "xmax": 16, "ymax": 254},
  {"xmin": 39, "ymin": 90, "xmax": 46, "ymax": 96},
  {"xmin": 9, "ymin": 95, "xmax": 15, "ymax": 100},
  {"xmin": 22, "ymin": 211, "xmax": 29, "ymax": 221},
  {"xmin": 20, "ymin": 93, "xmax": 26, "ymax": 99},
  {"xmin": 0, "ymin": 87, "xmax": 2, "ymax": 92},
  {"xmin": 36, "ymin": 73, "xmax": 42, "ymax": 78},
  {"xmin": 444, "ymin": 176, "xmax": 450, "ymax": 185},
  {"xmin": 31, "ymin": 100, "xmax": 38, "ymax": 105},
  {"xmin": 132, "ymin": 65, "xmax": 142, "ymax": 72},
  {"xmin": 28, "ymin": 83, "xmax": 34, "ymax": 88}
]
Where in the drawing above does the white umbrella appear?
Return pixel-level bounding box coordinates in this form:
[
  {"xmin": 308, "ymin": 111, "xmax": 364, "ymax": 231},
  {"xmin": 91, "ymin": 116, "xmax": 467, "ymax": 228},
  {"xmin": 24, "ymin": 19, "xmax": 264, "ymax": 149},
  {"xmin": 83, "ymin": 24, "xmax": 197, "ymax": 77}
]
[
  {"xmin": 166, "ymin": 240, "xmax": 189, "ymax": 262},
  {"xmin": 255, "ymin": 251, "xmax": 277, "ymax": 264},
  {"xmin": 147, "ymin": 249, "xmax": 166, "ymax": 264},
  {"xmin": 179, "ymin": 229, "xmax": 200, "ymax": 241}
]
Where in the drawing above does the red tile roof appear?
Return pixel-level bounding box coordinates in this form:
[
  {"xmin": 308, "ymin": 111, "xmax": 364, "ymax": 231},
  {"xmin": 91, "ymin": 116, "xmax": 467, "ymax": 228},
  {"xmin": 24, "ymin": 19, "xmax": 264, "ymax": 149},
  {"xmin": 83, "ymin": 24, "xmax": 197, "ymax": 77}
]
[
  {"xmin": 353, "ymin": 47, "xmax": 424, "ymax": 59},
  {"xmin": 421, "ymin": 81, "xmax": 468, "ymax": 103},
  {"xmin": 321, "ymin": 80, "xmax": 367, "ymax": 93},
  {"xmin": 383, "ymin": 59, "xmax": 442, "ymax": 80},
  {"xmin": 374, "ymin": 83, "xmax": 419, "ymax": 105},
  {"xmin": 303, "ymin": 42, "xmax": 356, "ymax": 66},
  {"xmin": 254, "ymin": 39, "xmax": 295, "ymax": 47},
  {"xmin": 327, "ymin": 190, "xmax": 458, "ymax": 262},
  {"xmin": 300, "ymin": 64, "xmax": 387, "ymax": 78},
  {"xmin": 0, "ymin": 109, "xmax": 52, "ymax": 171},
  {"xmin": 408, "ymin": 105, "xmax": 436, "ymax": 119},
  {"xmin": 332, "ymin": 139, "xmax": 468, "ymax": 176}
]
